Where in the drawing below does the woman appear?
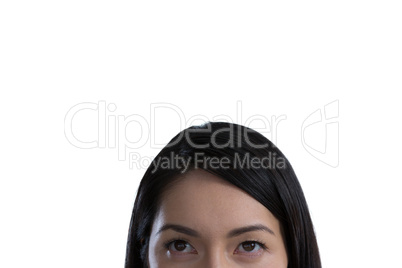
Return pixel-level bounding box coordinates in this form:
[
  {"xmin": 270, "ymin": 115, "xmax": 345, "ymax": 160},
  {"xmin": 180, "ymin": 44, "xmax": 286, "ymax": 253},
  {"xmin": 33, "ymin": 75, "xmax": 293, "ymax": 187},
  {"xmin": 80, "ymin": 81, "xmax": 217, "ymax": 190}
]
[{"xmin": 125, "ymin": 122, "xmax": 321, "ymax": 267}]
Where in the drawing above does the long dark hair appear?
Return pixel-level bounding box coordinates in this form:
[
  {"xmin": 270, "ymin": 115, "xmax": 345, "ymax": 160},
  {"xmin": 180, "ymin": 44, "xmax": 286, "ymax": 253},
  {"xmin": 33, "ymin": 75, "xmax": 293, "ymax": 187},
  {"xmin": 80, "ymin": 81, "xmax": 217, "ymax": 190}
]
[{"xmin": 125, "ymin": 122, "xmax": 321, "ymax": 268}]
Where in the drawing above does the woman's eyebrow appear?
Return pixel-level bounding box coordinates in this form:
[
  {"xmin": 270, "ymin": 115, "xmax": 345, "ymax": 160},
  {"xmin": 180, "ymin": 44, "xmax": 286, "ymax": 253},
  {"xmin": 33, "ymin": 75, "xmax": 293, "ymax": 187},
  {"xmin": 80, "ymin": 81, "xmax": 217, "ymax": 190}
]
[
  {"xmin": 157, "ymin": 224, "xmax": 200, "ymax": 237},
  {"xmin": 156, "ymin": 223, "xmax": 275, "ymax": 237},
  {"xmin": 227, "ymin": 224, "xmax": 275, "ymax": 237}
]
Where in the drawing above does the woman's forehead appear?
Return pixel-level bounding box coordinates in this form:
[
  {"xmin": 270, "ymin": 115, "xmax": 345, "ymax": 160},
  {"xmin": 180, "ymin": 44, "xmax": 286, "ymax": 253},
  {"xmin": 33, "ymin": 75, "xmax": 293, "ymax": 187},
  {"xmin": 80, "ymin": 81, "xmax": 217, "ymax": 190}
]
[{"xmin": 154, "ymin": 168, "xmax": 281, "ymax": 237}]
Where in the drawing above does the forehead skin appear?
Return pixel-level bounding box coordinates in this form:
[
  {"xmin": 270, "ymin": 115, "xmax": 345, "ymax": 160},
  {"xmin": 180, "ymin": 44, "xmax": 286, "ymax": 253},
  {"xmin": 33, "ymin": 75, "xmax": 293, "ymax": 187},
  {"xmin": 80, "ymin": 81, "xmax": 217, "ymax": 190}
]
[{"xmin": 148, "ymin": 168, "xmax": 288, "ymax": 267}]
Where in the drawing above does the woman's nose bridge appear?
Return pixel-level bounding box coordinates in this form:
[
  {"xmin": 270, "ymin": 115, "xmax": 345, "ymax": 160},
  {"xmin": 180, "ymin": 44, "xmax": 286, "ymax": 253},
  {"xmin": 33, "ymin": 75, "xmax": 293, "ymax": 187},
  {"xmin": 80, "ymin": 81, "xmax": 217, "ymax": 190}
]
[{"xmin": 203, "ymin": 247, "xmax": 231, "ymax": 268}]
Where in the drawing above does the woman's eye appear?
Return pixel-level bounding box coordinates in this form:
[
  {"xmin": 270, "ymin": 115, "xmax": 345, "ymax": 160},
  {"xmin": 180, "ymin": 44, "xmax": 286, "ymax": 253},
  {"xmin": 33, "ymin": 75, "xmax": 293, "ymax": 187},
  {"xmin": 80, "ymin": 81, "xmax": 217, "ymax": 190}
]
[
  {"xmin": 167, "ymin": 240, "xmax": 197, "ymax": 254},
  {"xmin": 235, "ymin": 241, "xmax": 266, "ymax": 255}
]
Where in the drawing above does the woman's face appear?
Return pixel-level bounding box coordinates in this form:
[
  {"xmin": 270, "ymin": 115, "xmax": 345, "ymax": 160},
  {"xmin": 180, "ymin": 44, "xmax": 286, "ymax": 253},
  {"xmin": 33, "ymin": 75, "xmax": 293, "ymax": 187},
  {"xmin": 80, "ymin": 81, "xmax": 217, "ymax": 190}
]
[{"xmin": 147, "ymin": 169, "xmax": 288, "ymax": 267}]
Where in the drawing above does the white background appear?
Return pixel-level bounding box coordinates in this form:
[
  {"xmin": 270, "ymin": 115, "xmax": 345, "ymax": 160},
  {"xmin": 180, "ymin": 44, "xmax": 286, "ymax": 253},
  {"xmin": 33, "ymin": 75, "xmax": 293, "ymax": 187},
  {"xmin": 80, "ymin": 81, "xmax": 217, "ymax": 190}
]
[{"xmin": 1, "ymin": 1, "xmax": 401, "ymax": 267}]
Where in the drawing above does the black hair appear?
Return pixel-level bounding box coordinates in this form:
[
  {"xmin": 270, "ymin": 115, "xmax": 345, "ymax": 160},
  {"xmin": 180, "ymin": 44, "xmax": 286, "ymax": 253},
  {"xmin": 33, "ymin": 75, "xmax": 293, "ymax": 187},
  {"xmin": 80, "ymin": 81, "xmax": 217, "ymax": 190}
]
[{"xmin": 125, "ymin": 122, "xmax": 321, "ymax": 268}]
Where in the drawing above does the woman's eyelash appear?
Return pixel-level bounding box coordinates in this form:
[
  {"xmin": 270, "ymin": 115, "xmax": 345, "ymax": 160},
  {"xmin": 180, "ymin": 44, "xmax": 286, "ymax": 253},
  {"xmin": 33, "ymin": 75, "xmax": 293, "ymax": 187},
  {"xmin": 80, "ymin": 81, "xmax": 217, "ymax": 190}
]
[
  {"xmin": 163, "ymin": 239, "xmax": 268, "ymax": 251},
  {"xmin": 241, "ymin": 240, "xmax": 268, "ymax": 250},
  {"xmin": 163, "ymin": 238, "xmax": 189, "ymax": 249}
]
